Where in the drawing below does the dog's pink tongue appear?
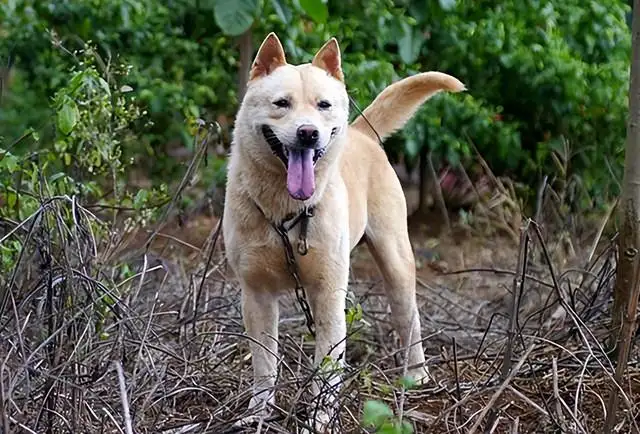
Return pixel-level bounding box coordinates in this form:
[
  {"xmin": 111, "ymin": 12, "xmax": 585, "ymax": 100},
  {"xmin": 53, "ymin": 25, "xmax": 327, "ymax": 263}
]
[{"xmin": 287, "ymin": 149, "xmax": 315, "ymax": 200}]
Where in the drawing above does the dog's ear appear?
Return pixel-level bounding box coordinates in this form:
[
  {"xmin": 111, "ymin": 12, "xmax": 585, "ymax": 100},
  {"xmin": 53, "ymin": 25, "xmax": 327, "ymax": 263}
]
[
  {"xmin": 312, "ymin": 38, "xmax": 344, "ymax": 82},
  {"xmin": 250, "ymin": 33, "xmax": 287, "ymax": 80}
]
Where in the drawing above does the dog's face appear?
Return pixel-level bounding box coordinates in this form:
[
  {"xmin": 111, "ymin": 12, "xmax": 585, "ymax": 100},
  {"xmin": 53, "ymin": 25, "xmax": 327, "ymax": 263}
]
[{"xmin": 236, "ymin": 33, "xmax": 349, "ymax": 201}]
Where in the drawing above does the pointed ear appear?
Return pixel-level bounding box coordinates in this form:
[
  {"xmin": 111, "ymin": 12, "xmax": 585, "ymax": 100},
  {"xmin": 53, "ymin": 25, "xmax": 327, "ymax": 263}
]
[
  {"xmin": 250, "ymin": 32, "xmax": 287, "ymax": 80},
  {"xmin": 312, "ymin": 38, "xmax": 344, "ymax": 82}
]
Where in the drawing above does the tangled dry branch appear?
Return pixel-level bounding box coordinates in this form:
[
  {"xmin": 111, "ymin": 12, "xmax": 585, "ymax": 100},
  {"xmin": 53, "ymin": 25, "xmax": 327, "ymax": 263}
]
[{"xmin": 1, "ymin": 150, "xmax": 638, "ymax": 433}]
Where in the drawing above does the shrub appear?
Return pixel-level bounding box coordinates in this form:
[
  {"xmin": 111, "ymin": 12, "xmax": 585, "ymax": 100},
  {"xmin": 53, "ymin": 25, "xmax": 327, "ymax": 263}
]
[{"xmin": 0, "ymin": 0, "xmax": 632, "ymax": 211}]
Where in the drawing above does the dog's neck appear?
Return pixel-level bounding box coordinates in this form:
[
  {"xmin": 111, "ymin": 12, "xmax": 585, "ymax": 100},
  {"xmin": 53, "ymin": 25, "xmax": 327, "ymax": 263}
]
[{"xmin": 229, "ymin": 138, "xmax": 343, "ymax": 223}]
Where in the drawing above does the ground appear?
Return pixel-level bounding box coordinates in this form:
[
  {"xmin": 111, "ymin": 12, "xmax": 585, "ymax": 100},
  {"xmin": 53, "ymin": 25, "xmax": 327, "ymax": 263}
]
[
  {"xmin": 2, "ymin": 179, "xmax": 638, "ymax": 433},
  {"xmin": 109, "ymin": 180, "xmax": 636, "ymax": 433}
]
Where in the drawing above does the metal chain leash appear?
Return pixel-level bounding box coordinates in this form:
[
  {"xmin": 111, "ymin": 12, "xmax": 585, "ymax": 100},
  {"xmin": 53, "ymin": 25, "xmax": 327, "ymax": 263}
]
[{"xmin": 257, "ymin": 204, "xmax": 316, "ymax": 337}]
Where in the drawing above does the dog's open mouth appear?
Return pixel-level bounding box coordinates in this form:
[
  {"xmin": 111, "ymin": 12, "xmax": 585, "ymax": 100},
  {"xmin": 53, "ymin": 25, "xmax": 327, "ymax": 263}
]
[
  {"xmin": 261, "ymin": 125, "xmax": 330, "ymax": 167},
  {"xmin": 262, "ymin": 125, "xmax": 337, "ymax": 201}
]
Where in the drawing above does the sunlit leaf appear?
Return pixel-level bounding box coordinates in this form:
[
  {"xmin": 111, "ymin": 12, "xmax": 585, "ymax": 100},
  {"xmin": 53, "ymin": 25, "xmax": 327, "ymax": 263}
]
[
  {"xmin": 0, "ymin": 152, "xmax": 19, "ymax": 173},
  {"xmin": 98, "ymin": 77, "xmax": 111, "ymax": 96},
  {"xmin": 57, "ymin": 99, "xmax": 79, "ymax": 135}
]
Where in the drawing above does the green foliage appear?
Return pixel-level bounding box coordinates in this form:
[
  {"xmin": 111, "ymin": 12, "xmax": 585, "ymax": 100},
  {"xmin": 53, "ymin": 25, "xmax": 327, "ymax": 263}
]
[
  {"xmin": 299, "ymin": 0, "xmax": 329, "ymax": 23},
  {"xmin": 1, "ymin": 0, "xmax": 234, "ymax": 180},
  {"xmin": 407, "ymin": 0, "xmax": 630, "ymax": 207},
  {"xmin": 0, "ymin": 0, "xmax": 632, "ymax": 214},
  {"xmin": 0, "ymin": 45, "xmax": 168, "ymax": 276},
  {"xmin": 346, "ymin": 302, "xmax": 364, "ymax": 328},
  {"xmin": 362, "ymin": 400, "xmax": 413, "ymax": 434},
  {"xmin": 361, "ymin": 366, "xmax": 422, "ymax": 433}
]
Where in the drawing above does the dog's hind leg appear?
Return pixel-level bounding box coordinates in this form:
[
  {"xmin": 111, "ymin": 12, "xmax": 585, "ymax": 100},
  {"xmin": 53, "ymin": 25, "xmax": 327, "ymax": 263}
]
[
  {"xmin": 365, "ymin": 231, "xmax": 429, "ymax": 382},
  {"xmin": 364, "ymin": 180, "xmax": 429, "ymax": 383}
]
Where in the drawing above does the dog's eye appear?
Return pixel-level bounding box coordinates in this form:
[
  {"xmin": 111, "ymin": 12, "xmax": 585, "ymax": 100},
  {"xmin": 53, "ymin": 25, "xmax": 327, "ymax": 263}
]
[
  {"xmin": 273, "ymin": 98, "xmax": 290, "ymax": 108},
  {"xmin": 317, "ymin": 100, "xmax": 332, "ymax": 110}
]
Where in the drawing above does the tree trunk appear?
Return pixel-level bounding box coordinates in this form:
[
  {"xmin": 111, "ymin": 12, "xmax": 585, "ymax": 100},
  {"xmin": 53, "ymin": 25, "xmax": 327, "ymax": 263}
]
[
  {"xmin": 605, "ymin": 0, "xmax": 640, "ymax": 430},
  {"xmin": 237, "ymin": 29, "xmax": 253, "ymax": 103}
]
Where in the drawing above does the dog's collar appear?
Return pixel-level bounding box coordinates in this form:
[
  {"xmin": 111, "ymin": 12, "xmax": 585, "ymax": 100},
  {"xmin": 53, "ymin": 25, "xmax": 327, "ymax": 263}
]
[{"xmin": 254, "ymin": 202, "xmax": 315, "ymax": 256}]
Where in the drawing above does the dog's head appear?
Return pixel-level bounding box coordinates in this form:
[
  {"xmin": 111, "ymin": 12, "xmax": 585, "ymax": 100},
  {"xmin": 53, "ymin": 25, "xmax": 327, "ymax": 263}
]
[{"xmin": 235, "ymin": 33, "xmax": 349, "ymax": 201}]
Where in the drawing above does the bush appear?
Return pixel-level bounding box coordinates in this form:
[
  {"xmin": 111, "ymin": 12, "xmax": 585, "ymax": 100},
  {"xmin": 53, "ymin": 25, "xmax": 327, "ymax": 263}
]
[
  {"xmin": 0, "ymin": 45, "xmax": 169, "ymax": 276},
  {"xmin": 0, "ymin": 0, "xmax": 632, "ymax": 211},
  {"xmin": 1, "ymin": 0, "xmax": 236, "ymax": 180},
  {"xmin": 409, "ymin": 0, "xmax": 630, "ymax": 208}
]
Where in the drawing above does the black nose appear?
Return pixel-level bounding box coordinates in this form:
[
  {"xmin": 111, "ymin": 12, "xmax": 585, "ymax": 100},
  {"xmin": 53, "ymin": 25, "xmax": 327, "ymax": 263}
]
[{"xmin": 296, "ymin": 125, "xmax": 319, "ymax": 147}]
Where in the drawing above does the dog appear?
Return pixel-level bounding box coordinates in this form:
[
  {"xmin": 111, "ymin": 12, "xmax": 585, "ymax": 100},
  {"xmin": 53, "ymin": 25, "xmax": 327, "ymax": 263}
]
[{"xmin": 222, "ymin": 32, "xmax": 465, "ymax": 431}]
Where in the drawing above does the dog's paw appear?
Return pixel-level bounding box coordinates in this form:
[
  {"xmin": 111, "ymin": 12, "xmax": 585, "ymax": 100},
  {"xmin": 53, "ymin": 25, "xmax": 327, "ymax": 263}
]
[{"xmin": 232, "ymin": 394, "xmax": 274, "ymax": 429}]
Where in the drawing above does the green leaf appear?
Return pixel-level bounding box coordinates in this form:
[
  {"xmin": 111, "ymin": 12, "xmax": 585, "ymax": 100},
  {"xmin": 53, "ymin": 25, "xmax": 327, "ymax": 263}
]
[
  {"xmin": 68, "ymin": 71, "xmax": 85, "ymax": 93},
  {"xmin": 398, "ymin": 375, "xmax": 417, "ymax": 390},
  {"xmin": 270, "ymin": 0, "xmax": 292, "ymax": 23},
  {"xmin": 398, "ymin": 22, "xmax": 423, "ymax": 64},
  {"xmin": 133, "ymin": 189, "xmax": 149, "ymax": 209},
  {"xmin": 7, "ymin": 192, "xmax": 17, "ymax": 209},
  {"xmin": 0, "ymin": 152, "xmax": 19, "ymax": 173},
  {"xmin": 57, "ymin": 99, "xmax": 79, "ymax": 135},
  {"xmin": 213, "ymin": 0, "xmax": 259, "ymax": 36},
  {"xmin": 399, "ymin": 420, "xmax": 414, "ymax": 434},
  {"xmin": 49, "ymin": 172, "xmax": 67, "ymax": 183},
  {"xmin": 299, "ymin": 0, "xmax": 328, "ymax": 23},
  {"xmin": 362, "ymin": 400, "xmax": 393, "ymax": 428},
  {"xmin": 98, "ymin": 77, "xmax": 111, "ymax": 96},
  {"xmin": 346, "ymin": 303, "xmax": 363, "ymax": 325}
]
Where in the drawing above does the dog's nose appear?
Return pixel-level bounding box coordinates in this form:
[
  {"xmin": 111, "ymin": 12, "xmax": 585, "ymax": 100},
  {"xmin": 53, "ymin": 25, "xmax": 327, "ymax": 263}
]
[{"xmin": 296, "ymin": 125, "xmax": 319, "ymax": 147}]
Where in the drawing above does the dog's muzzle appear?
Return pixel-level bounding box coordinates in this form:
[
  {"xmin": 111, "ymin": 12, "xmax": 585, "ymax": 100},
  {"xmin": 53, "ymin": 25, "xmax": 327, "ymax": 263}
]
[{"xmin": 261, "ymin": 125, "xmax": 338, "ymax": 167}]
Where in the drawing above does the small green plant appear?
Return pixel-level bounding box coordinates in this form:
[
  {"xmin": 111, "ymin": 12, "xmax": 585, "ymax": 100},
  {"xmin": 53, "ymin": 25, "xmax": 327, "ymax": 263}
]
[
  {"xmin": 362, "ymin": 400, "xmax": 413, "ymax": 434},
  {"xmin": 345, "ymin": 290, "xmax": 368, "ymax": 338},
  {"xmin": 346, "ymin": 302, "xmax": 364, "ymax": 327},
  {"xmin": 361, "ymin": 368, "xmax": 420, "ymax": 433},
  {"xmin": 319, "ymin": 354, "xmax": 344, "ymax": 376}
]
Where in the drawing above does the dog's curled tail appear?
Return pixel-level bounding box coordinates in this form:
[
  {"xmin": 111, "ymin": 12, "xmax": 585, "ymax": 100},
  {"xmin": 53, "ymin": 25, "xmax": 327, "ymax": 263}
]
[{"xmin": 350, "ymin": 71, "xmax": 465, "ymax": 143}]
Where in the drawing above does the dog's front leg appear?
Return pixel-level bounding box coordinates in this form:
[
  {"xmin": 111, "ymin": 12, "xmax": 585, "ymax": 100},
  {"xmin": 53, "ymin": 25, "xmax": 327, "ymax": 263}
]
[
  {"xmin": 305, "ymin": 274, "xmax": 348, "ymax": 433},
  {"xmin": 237, "ymin": 285, "xmax": 279, "ymax": 425}
]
